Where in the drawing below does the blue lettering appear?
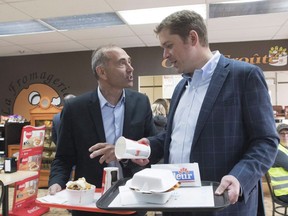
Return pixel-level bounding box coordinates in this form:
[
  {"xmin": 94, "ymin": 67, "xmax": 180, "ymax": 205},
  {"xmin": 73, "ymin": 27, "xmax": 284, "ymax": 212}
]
[{"xmin": 172, "ymin": 171, "xmax": 195, "ymax": 182}]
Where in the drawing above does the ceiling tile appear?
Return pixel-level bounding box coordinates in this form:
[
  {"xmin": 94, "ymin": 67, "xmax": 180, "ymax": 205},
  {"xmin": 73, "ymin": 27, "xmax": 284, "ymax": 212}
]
[
  {"xmin": 10, "ymin": 0, "xmax": 113, "ymax": 19},
  {"xmin": 0, "ymin": 4, "xmax": 32, "ymax": 22},
  {"xmin": 273, "ymin": 28, "xmax": 288, "ymax": 39},
  {"xmin": 208, "ymin": 13, "xmax": 288, "ymax": 31},
  {"xmin": 208, "ymin": 26, "xmax": 282, "ymax": 43},
  {"xmin": 0, "ymin": 0, "xmax": 287, "ymax": 57},
  {"xmin": 139, "ymin": 35, "xmax": 160, "ymax": 46},
  {"xmin": 78, "ymin": 36, "xmax": 145, "ymax": 49},
  {"xmin": 25, "ymin": 40, "xmax": 88, "ymax": 53},
  {"xmin": 129, "ymin": 24, "xmax": 157, "ymax": 35},
  {"xmin": 1, "ymin": 31, "xmax": 71, "ymax": 44},
  {"xmin": 0, "ymin": 44, "xmax": 36, "ymax": 57},
  {"xmin": 0, "ymin": 39, "xmax": 13, "ymax": 46},
  {"xmin": 60, "ymin": 25, "xmax": 134, "ymax": 40},
  {"xmin": 106, "ymin": 0, "xmax": 204, "ymax": 11}
]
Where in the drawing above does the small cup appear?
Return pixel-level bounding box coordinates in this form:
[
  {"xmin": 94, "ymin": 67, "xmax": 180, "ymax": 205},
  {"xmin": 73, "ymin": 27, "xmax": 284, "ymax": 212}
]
[
  {"xmin": 115, "ymin": 136, "xmax": 151, "ymax": 159},
  {"xmin": 66, "ymin": 185, "xmax": 95, "ymax": 205}
]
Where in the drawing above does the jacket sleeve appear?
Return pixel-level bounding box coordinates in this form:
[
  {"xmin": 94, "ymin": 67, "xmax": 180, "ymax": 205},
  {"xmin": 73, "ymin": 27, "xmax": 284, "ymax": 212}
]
[{"xmin": 228, "ymin": 65, "xmax": 279, "ymax": 203}]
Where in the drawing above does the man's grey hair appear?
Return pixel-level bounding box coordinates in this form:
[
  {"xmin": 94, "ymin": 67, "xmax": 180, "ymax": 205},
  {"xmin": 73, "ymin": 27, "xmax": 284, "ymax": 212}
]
[{"xmin": 91, "ymin": 44, "xmax": 118, "ymax": 79}]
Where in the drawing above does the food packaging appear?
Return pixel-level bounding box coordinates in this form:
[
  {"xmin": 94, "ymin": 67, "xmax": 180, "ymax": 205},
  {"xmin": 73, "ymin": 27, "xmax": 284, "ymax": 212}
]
[
  {"xmin": 66, "ymin": 185, "xmax": 95, "ymax": 205},
  {"xmin": 132, "ymin": 189, "xmax": 173, "ymax": 204},
  {"xmin": 129, "ymin": 168, "xmax": 178, "ymax": 192},
  {"xmin": 151, "ymin": 163, "xmax": 202, "ymax": 187},
  {"xmin": 126, "ymin": 168, "xmax": 179, "ymax": 204}
]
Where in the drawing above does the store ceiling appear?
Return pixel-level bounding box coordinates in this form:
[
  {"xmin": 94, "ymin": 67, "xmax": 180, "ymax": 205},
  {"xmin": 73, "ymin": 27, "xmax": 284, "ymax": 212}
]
[{"xmin": 0, "ymin": 0, "xmax": 287, "ymax": 57}]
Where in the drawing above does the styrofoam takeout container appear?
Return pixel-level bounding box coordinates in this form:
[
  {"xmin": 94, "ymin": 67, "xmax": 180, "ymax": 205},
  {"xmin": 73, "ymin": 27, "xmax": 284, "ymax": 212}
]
[
  {"xmin": 126, "ymin": 168, "xmax": 178, "ymax": 204},
  {"xmin": 132, "ymin": 190, "xmax": 173, "ymax": 204},
  {"xmin": 129, "ymin": 168, "xmax": 178, "ymax": 193},
  {"xmin": 66, "ymin": 185, "xmax": 95, "ymax": 205}
]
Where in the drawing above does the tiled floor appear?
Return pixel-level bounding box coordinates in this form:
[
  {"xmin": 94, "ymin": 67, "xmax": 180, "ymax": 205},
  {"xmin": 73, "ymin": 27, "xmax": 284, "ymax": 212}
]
[{"xmin": 0, "ymin": 187, "xmax": 282, "ymax": 216}]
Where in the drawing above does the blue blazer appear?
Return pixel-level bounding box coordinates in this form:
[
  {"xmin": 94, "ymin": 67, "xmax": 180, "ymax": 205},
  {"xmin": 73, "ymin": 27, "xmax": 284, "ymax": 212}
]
[
  {"xmin": 149, "ymin": 55, "xmax": 279, "ymax": 216},
  {"xmin": 49, "ymin": 89, "xmax": 156, "ymax": 190}
]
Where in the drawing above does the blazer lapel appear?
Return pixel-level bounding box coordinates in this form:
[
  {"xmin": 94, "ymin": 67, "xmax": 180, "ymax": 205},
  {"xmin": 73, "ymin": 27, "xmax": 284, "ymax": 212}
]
[
  {"xmin": 168, "ymin": 79, "xmax": 187, "ymax": 122},
  {"xmin": 122, "ymin": 89, "xmax": 131, "ymax": 137},
  {"xmin": 88, "ymin": 90, "xmax": 106, "ymax": 142},
  {"xmin": 165, "ymin": 78, "xmax": 187, "ymax": 156},
  {"xmin": 191, "ymin": 55, "xmax": 230, "ymax": 150}
]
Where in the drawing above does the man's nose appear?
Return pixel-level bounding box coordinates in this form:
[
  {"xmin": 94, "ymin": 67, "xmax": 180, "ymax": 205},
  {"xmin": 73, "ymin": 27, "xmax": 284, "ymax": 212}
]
[
  {"xmin": 163, "ymin": 49, "xmax": 170, "ymax": 59},
  {"xmin": 127, "ymin": 63, "xmax": 134, "ymax": 72}
]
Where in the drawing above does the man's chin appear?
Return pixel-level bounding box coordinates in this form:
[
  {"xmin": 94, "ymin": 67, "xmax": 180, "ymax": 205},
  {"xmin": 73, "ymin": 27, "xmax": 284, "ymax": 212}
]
[
  {"xmin": 127, "ymin": 83, "xmax": 133, "ymax": 88},
  {"xmin": 176, "ymin": 68, "xmax": 184, "ymax": 74}
]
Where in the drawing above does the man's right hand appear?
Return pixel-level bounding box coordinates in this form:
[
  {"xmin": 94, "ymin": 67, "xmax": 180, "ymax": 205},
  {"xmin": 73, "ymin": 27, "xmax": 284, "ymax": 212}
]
[
  {"xmin": 131, "ymin": 158, "xmax": 150, "ymax": 166},
  {"xmin": 48, "ymin": 183, "xmax": 62, "ymax": 195},
  {"xmin": 131, "ymin": 138, "xmax": 150, "ymax": 166}
]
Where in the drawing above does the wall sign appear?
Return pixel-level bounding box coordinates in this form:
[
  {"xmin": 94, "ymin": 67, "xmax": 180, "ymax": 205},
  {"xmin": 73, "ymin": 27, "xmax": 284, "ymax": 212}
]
[
  {"xmin": 2, "ymin": 72, "xmax": 71, "ymax": 120},
  {"xmin": 210, "ymin": 40, "xmax": 288, "ymax": 71}
]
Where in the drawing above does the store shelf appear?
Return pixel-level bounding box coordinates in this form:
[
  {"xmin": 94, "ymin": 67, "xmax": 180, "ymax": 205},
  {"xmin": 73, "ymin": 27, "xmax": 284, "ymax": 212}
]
[{"xmin": 30, "ymin": 104, "xmax": 62, "ymax": 187}]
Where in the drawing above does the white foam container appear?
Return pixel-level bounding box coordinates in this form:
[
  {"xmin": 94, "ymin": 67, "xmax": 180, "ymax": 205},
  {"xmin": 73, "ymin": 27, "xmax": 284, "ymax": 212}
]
[
  {"xmin": 132, "ymin": 190, "xmax": 173, "ymax": 204},
  {"xmin": 66, "ymin": 185, "xmax": 95, "ymax": 205},
  {"xmin": 129, "ymin": 168, "xmax": 178, "ymax": 193}
]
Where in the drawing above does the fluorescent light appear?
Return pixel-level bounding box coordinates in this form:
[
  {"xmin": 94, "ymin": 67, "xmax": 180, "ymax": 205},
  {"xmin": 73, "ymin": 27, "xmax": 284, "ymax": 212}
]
[
  {"xmin": 118, "ymin": 4, "xmax": 206, "ymax": 25},
  {"xmin": 219, "ymin": 0, "xmax": 265, "ymax": 3},
  {"xmin": 0, "ymin": 20, "xmax": 52, "ymax": 36},
  {"xmin": 210, "ymin": 0, "xmax": 287, "ymax": 18},
  {"xmin": 0, "ymin": 12, "xmax": 125, "ymax": 37},
  {"xmin": 42, "ymin": 12, "xmax": 125, "ymax": 31}
]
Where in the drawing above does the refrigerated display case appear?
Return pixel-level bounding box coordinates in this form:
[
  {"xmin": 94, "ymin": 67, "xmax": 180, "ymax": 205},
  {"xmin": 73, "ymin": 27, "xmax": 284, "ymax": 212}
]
[{"xmin": 30, "ymin": 100, "xmax": 62, "ymax": 187}]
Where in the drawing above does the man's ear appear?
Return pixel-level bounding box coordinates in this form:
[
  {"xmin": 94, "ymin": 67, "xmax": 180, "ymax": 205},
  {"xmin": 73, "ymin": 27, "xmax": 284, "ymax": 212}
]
[
  {"xmin": 95, "ymin": 65, "xmax": 106, "ymax": 79},
  {"xmin": 189, "ymin": 30, "xmax": 198, "ymax": 46}
]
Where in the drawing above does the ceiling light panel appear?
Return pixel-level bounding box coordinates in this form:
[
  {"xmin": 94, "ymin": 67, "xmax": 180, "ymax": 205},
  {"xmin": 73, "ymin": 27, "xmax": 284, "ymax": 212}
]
[
  {"xmin": 210, "ymin": 0, "xmax": 288, "ymax": 18},
  {"xmin": 118, "ymin": 4, "xmax": 206, "ymax": 25},
  {"xmin": 42, "ymin": 12, "xmax": 125, "ymax": 31},
  {"xmin": 0, "ymin": 20, "xmax": 52, "ymax": 36}
]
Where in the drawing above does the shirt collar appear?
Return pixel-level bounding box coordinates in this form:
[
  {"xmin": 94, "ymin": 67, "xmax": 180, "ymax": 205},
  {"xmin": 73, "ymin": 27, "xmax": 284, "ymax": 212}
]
[
  {"xmin": 182, "ymin": 50, "xmax": 221, "ymax": 81},
  {"xmin": 201, "ymin": 50, "xmax": 221, "ymax": 80},
  {"xmin": 97, "ymin": 87, "xmax": 125, "ymax": 109}
]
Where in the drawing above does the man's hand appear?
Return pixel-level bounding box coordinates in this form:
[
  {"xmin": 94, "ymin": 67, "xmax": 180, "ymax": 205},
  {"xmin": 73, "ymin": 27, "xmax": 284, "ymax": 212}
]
[
  {"xmin": 48, "ymin": 183, "xmax": 62, "ymax": 195},
  {"xmin": 215, "ymin": 175, "xmax": 241, "ymax": 204},
  {"xmin": 131, "ymin": 138, "xmax": 150, "ymax": 166},
  {"xmin": 89, "ymin": 143, "xmax": 117, "ymax": 164},
  {"xmin": 131, "ymin": 158, "xmax": 150, "ymax": 166}
]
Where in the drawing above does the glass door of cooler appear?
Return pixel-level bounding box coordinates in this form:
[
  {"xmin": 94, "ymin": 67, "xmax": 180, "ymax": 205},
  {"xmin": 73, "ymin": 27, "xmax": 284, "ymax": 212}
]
[{"xmin": 34, "ymin": 120, "xmax": 56, "ymax": 170}]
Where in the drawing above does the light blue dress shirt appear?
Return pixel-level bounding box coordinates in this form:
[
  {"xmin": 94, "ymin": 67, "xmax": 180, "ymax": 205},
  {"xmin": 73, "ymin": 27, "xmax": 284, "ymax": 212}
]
[
  {"xmin": 98, "ymin": 87, "xmax": 125, "ymax": 177},
  {"xmin": 169, "ymin": 51, "xmax": 221, "ymax": 163}
]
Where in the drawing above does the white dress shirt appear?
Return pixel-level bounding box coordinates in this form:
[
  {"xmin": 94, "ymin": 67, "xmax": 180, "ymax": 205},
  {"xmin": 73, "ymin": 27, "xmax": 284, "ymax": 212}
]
[{"xmin": 169, "ymin": 51, "xmax": 221, "ymax": 163}]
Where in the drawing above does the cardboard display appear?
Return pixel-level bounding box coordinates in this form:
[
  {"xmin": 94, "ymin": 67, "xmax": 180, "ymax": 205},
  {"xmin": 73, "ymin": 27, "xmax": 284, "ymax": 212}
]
[
  {"xmin": 10, "ymin": 125, "xmax": 49, "ymax": 216},
  {"xmin": 151, "ymin": 163, "xmax": 201, "ymax": 187}
]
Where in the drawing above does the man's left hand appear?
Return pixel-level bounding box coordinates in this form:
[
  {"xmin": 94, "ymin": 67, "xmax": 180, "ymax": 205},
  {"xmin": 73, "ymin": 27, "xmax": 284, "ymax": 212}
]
[
  {"xmin": 89, "ymin": 143, "xmax": 117, "ymax": 164},
  {"xmin": 215, "ymin": 175, "xmax": 241, "ymax": 204}
]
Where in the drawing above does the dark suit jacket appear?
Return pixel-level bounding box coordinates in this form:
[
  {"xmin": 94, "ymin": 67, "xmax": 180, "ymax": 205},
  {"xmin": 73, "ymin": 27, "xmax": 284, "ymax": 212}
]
[
  {"xmin": 149, "ymin": 55, "xmax": 279, "ymax": 216},
  {"xmin": 49, "ymin": 89, "xmax": 156, "ymax": 190}
]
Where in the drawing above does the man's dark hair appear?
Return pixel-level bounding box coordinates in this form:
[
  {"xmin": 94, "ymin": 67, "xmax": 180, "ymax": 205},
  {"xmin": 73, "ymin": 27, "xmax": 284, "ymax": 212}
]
[{"xmin": 154, "ymin": 10, "xmax": 208, "ymax": 47}]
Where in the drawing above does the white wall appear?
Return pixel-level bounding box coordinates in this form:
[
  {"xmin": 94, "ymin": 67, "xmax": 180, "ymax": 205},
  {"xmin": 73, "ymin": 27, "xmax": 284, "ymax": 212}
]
[
  {"xmin": 140, "ymin": 71, "xmax": 288, "ymax": 106},
  {"xmin": 264, "ymin": 71, "xmax": 288, "ymax": 106}
]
